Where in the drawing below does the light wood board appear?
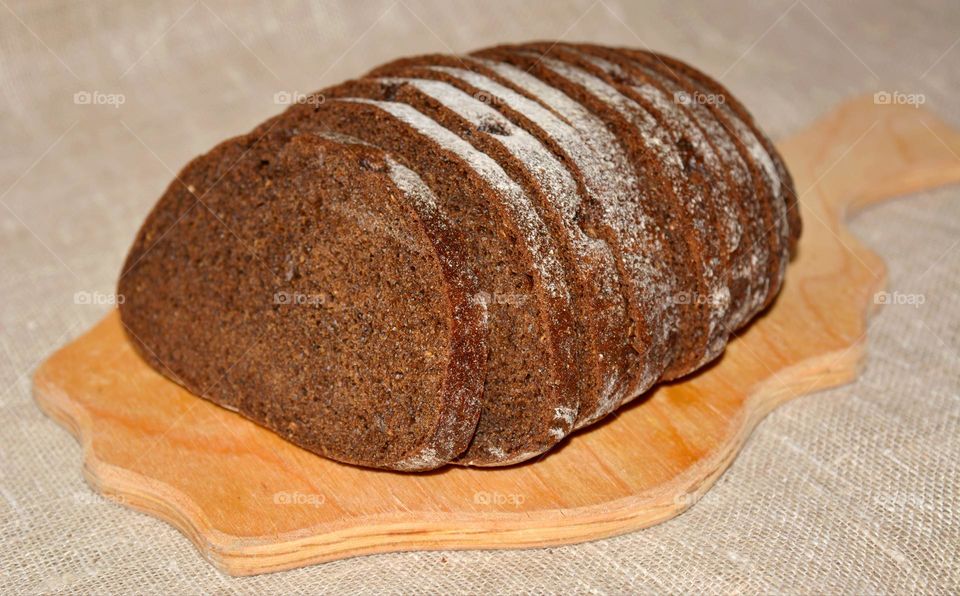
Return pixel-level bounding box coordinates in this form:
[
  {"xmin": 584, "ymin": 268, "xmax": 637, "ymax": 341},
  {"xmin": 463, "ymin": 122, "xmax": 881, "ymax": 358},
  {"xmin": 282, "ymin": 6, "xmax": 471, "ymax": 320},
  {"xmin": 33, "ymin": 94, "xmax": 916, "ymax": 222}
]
[{"xmin": 33, "ymin": 96, "xmax": 960, "ymax": 575}]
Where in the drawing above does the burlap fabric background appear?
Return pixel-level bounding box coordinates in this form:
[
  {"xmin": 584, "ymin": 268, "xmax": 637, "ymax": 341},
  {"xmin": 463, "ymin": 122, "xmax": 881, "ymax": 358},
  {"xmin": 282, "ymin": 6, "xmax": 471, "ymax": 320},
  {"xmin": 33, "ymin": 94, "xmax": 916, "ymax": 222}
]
[{"xmin": 2, "ymin": 0, "xmax": 957, "ymax": 593}]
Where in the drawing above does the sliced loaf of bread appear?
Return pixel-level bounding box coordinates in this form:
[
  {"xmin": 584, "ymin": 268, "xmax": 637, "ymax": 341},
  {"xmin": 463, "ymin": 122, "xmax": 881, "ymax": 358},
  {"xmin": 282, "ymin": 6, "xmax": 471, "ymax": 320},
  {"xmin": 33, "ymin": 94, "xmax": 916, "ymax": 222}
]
[{"xmin": 118, "ymin": 42, "xmax": 800, "ymax": 470}]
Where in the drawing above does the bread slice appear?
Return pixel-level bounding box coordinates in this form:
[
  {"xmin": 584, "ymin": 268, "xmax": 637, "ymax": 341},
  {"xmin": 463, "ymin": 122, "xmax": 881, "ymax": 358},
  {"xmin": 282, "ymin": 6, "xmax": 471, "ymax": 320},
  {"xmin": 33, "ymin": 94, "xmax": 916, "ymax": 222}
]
[
  {"xmin": 619, "ymin": 50, "xmax": 772, "ymax": 333},
  {"xmin": 118, "ymin": 131, "xmax": 486, "ymax": 470},
  {"xmin": 472, "ymin": 46, "xmax": 703, "ymax": 401},
  {"xmin": 277, "ymin": 93, "xmax": 581, "ymax": 465},
  {"xmin": 365, "ymin": 55, "xmax": 638, "ymax": 426},
  {"xmin": 521, "ymin": 42, "xmax": 729, "ymax": 379},
  {"xmin": 454, "ymin": 51, "xmax": 675, "ymax": 410},
  {"xmin": 641, "ymin": 52, "xmax": 796, "ymax": 311},
  {"xmin": 647, "ymin": 52, "xmax": 800, "ymax": 257},
  {"xmin": 566, "ymin": 44, "xmax": 741, "ymax": 368},
  {"xmin": 337, "ymin": 69, "xmax": 623, "ymax": 444}
]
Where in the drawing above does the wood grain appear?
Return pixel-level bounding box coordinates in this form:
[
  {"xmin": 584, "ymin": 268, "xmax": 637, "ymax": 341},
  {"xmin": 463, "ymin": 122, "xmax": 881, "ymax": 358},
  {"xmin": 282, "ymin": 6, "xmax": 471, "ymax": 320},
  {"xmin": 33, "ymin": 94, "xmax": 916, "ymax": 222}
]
[{"xmin": 33, "ymin": 96, "xmax": 960, "ymax": 575}]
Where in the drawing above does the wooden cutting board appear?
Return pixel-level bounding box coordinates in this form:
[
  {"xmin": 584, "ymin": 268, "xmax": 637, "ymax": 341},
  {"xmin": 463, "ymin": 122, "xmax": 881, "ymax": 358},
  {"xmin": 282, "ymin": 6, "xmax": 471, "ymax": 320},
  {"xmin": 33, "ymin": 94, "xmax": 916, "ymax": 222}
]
[{"xmin": 33, "ymin": 96, "xmax": 960, "ymax": 576}]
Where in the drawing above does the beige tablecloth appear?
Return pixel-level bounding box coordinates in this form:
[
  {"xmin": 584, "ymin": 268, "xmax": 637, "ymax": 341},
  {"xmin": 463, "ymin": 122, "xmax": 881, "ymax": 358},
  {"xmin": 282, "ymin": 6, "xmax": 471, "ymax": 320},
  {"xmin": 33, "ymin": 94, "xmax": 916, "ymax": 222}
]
[{"xmin": 2, "ymin": 0, "xmax": 958, "ymax": 593}]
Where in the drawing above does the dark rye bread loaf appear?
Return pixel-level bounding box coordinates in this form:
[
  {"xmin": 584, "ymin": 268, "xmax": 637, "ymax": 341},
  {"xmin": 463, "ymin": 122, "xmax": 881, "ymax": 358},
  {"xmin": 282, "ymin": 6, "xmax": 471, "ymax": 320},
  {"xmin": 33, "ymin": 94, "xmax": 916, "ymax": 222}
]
[{"xmin": 118, "ymin": 42, "xmax": 800, "ymax": 471}]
